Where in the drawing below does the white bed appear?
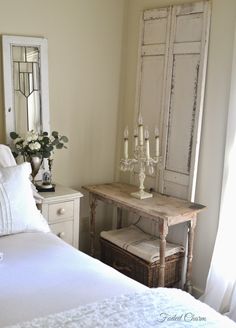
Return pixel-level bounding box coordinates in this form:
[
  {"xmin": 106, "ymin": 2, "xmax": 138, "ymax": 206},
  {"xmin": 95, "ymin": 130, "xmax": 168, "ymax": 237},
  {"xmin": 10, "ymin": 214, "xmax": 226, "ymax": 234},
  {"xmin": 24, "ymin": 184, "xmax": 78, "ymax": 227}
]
[
  {"xmin": 1, "ymin": 145, "xmax": 236, "ymax": 327},
  {"xmin": 0, "ymin": 232, "xmax": 146, "ymax": 327},
  {"xmin": 1, "ymin": 232, "xmax": 236, "ymax": 328}
]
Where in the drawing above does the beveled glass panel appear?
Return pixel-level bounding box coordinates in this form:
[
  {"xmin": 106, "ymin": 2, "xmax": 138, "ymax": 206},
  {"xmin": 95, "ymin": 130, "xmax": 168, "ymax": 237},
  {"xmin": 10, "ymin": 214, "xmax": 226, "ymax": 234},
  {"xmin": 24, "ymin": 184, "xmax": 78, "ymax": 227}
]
[
  {"xmin": 33, "ymin": 63, "xmax": 39, "ymax": 90},
  {"xmin": 19, "ymin": 62, "xmax": 33, "ymax": 73},
  {"xmin": 12, "ymin": 46, "xmax": 26, "ymax": 62},
  {"xmin": 12, "ymin": 45, "xmax": 41, "ymax": 132},
  {"xmin": 28, "ymin": 91, "xmax": 41, "ymax": 132},
  {"xmin": 14, "ymin": 91, "xmax": 27, "ymax": 134},
  {"xmin": 26, "ymin": 47, "xmax": 39, "ymax": 62},
  {"xmin": 23, "ymin": 73, "xmax": 30, "ymax": 97},
  {"xmin": 29, "ymin": 73, "xmax": 34, "ymax": 94}
]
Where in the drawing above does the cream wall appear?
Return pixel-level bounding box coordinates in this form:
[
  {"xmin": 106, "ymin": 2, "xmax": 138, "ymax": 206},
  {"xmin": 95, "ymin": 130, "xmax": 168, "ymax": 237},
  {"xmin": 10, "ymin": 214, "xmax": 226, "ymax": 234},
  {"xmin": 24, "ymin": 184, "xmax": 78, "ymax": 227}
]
[
  {"xmin": 0, "ymin": 0, "xmax": 125, "ymax": 185},
  {"xmin": 0, "ymin": 0, "xmax": 126, "ymax": 251},
  {"xmin": 117, "ymin": 0, "xmax": 236, "ymax": 294}
]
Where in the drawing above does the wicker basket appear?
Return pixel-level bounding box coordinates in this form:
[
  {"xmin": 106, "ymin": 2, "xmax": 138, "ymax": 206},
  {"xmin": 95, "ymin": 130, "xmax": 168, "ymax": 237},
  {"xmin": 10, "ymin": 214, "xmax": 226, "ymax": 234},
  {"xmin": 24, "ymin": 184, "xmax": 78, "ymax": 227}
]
[{"xmin": 100, "ymin": 237, "xmax": 184, "ymax": 288}]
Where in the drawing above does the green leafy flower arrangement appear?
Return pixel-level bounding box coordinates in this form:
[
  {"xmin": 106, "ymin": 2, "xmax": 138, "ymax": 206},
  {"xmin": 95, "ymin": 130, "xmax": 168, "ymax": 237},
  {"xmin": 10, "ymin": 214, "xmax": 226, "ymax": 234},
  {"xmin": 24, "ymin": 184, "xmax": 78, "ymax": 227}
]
[{"xmin": 10, "ymin": 130, "xmax": 69, "ymax": 159}]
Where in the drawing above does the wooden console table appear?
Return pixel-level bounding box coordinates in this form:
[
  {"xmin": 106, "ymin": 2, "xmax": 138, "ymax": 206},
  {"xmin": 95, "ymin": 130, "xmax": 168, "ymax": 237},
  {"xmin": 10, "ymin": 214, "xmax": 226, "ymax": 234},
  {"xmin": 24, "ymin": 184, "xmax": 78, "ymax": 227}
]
[{"xmin": 83, "ymin": 182, "xmax": 205, "ymax": 293}]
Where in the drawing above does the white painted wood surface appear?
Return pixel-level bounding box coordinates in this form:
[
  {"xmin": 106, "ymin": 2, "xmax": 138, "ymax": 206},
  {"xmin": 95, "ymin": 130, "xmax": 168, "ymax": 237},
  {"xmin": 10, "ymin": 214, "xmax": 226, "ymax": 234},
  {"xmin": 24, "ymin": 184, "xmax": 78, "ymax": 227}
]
[
  {"xmin": 161, "ymin": 1, "xmax": 211, "ymax": 201},
  {"xmin": 38, "ymin": 184, "xmax": 83, "ymax": 249},
  {"xmin": 131, "ymin": 6, "xmax": 171, "ymax": 188},
  {"xmin": 2, "ymin": 35, "xmax": 50, "ymax": 143},
  {"xmin": 133, "ymin": 1, "xmax": 211, "ymax": 202}
]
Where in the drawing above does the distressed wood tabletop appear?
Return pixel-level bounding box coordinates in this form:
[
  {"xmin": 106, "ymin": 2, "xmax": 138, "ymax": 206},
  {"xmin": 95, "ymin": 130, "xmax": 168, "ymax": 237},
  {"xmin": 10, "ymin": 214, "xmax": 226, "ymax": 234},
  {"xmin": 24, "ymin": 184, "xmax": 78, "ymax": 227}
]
[{"xmin": 83, "ymin": 182, "xmax": 205, "ymax": 226}]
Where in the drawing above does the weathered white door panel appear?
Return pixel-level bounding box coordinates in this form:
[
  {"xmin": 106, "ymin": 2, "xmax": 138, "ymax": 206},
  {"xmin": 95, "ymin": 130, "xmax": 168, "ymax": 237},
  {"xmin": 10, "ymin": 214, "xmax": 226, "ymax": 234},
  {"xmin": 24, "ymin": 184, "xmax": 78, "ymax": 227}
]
[
  {"xmin": 131, "ymin": 1, "xmax": 210, "ymax": 201},
  {"xmin": 139, "ymin": 56, "xmax": 165, "ymax": 138},
  {"xmin": 143, "ymin": 18, "xmax": 168, "ymax": 45},
  {"xmin": 164, "ymin": 181, "xmax": 188, "ymax": 199},
  {"xmin": 175, "ymin": 13, "xmax": 203, "ymax": 43},
  {"xmin": 160, "ymin": 1, "xmax": 211, "ymax": 201},
  {"xmin": 131, "ymin": 7, "xmax": 171, "ymax": 188},
  {"xmin": 164, "ymin": 170, "xmax": 189, "ymax": 187},
  {"xmin": 143, "ymin": 7, "xmax": 170, "ymax": 20},
  {"xmin": 174, "ymin": 43, "xmax": 201, "ymax": 54},
  {"xmin": 175, "ymin": 1, "xmax": 205, "ymax": 15},
  {"xmin": 136, "ymin": 54, "xmax": 166, "ymax": 175},
  {"xmin": 142, "ymin": 44, "xmax": 166, "ymax": 56},
  {"xmin": 165, "ymin": 54, "xmax": 200, "ymax": 175}
]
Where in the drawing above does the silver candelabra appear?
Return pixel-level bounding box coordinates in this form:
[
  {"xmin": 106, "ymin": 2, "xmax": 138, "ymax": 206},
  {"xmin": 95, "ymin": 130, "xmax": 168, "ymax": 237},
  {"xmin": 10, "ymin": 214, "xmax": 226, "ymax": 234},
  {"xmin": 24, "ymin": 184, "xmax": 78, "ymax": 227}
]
[{"xmin": 120, "ymin": 113, "xmax": 161, "ymax": 200}]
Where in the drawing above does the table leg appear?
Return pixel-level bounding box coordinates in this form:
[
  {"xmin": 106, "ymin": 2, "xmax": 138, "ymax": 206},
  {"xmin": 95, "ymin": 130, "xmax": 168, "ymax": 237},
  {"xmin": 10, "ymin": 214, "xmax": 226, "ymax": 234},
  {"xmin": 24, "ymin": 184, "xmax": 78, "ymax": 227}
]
[
  {"xmin": 89, "ymin": 194, "xmax": 97, "ymax": 257},
  {"xmin": 116, "ymin": 207, "xmax": 122, "ymax": 229},
  {"xmin": 158, "ymin": 220, "xmax": 168, "ymax": 287},
  {"xmin": 184, "ymin": 215, "xmax": 197, "ymax": 294}
]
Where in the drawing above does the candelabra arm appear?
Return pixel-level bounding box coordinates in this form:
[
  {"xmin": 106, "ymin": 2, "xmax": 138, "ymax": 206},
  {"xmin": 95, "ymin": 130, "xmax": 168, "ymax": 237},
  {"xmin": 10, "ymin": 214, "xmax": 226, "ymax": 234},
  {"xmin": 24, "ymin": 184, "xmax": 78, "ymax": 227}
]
[{"xmin": 120, "ymin": 158, "xmax": 138, "ymax": 172}]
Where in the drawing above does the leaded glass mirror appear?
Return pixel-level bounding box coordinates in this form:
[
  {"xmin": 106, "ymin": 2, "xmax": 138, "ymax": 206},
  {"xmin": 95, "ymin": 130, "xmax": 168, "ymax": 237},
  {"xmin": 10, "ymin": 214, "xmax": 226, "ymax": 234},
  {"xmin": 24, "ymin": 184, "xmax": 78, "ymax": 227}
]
[{"xmin": 2, "ymin": 36, "xmax": 50, "ymax": 143}]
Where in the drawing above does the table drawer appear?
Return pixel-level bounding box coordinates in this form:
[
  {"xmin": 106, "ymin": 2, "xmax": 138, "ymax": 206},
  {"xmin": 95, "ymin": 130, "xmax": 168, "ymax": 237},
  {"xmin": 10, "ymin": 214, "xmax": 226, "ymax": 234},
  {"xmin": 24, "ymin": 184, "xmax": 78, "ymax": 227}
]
[
  {"xmin": 50, "ymin": 221, "xmax": 73, "ymax": 245},
  {"xmin": 48, "ymin": 201, "xmax": 74, "ymax": 223}
]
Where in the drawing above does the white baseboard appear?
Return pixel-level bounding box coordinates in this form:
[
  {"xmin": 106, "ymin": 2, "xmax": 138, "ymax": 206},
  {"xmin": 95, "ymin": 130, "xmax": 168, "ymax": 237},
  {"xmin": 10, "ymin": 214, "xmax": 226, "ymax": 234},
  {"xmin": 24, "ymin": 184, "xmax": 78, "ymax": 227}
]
[{"xmin": 192, "ymin": 286, "xmax": 204, "ymax": 299}]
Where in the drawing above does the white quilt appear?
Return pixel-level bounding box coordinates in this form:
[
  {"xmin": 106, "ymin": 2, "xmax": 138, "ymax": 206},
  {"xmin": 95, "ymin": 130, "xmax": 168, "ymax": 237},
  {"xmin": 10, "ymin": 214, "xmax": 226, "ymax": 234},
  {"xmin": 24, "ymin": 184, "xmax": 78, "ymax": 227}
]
[
  {"xmin": 1, "ymin": 232, "xmax": 235, "ymax": 328},
  {"xmin": 0, "ymin": 232, "xmax": 146, "ymax": 327},
  {"xmin": 6, "ymin": 288, "xmax": 236, "ymax": 328}
]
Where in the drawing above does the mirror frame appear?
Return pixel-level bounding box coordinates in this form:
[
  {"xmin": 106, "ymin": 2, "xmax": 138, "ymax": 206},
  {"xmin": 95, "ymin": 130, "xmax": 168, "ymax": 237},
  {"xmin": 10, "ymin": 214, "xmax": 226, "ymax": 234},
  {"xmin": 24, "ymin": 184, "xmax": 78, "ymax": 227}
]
[{"xmin": 2, "ymin": 35, "xmax": 50, "ymax": 144}]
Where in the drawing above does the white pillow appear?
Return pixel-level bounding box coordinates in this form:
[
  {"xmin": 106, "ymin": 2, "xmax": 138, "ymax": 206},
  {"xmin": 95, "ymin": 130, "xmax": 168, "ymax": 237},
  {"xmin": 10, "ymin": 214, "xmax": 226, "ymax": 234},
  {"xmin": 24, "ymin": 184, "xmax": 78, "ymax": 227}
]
[
  {"xmin": 0, "ymin": 163, "xmax": 50, "ymax": 236},
  {"xmin": 0, "ymin": 144, "xmax": 16, "ymax": 167},
  {"xmin": 0, "ymin": 144, "xmax": 43, "ymax": 203}
]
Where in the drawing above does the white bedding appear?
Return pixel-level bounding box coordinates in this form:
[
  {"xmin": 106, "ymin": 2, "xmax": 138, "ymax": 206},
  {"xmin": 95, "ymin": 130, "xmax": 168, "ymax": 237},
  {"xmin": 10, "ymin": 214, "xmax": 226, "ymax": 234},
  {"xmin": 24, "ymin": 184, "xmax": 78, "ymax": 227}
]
[
  {"xmin": 1, "ymin": 232, "xmax": 235, "ymax": 328},
  {"xmin": 0, "ymin": 232, "xmax": 146, "ymax": 327},
  {"xmin": 6, "ymin": 289, "xmax": 236, "ymax": 328}
]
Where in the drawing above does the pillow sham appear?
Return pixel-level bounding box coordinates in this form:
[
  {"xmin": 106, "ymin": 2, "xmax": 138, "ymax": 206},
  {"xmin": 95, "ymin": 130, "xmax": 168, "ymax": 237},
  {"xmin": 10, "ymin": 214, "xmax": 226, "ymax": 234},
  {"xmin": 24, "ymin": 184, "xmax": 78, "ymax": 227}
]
[
  {"xmin": 0, "ymin": 144, "xmax": 16, "ymax": 167},
  {"xmin": 0, "ymin": 144, "xmax": 43, "ymax": 203},
  {"xmin": 0, "ymin": 163, "xmax": 50, "ymax": 236}
]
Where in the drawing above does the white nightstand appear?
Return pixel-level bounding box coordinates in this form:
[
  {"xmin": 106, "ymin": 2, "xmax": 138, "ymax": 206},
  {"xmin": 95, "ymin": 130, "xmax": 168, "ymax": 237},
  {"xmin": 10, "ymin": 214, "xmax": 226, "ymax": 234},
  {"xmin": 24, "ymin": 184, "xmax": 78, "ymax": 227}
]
[{"xmin": 38, "ymin": 184, "xmax": 83, "ymax": 249}]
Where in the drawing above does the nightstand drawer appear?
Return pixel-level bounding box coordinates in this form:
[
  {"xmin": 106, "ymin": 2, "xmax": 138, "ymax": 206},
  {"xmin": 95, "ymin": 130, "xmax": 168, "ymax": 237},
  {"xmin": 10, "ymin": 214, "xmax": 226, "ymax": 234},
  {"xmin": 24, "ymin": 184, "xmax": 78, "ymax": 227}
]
[
  {"xmin": 48, "ymin": 201, "xmax": 74, "ymax": 223},
  {"xmin": 50, "ymin": 221, "xmax": 73, "ymax": 245},
  {"xmin": 39, "ymin": 184, "xmax": 83, "ymax": 249}
]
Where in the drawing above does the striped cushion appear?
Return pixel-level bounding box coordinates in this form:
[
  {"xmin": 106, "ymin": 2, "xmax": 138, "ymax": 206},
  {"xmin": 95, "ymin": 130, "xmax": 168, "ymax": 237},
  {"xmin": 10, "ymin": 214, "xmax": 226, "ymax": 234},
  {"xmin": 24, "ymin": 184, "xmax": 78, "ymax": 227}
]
[{"xmin": 101, "ymin": 225, "xmax": 184, "ymax": 263}]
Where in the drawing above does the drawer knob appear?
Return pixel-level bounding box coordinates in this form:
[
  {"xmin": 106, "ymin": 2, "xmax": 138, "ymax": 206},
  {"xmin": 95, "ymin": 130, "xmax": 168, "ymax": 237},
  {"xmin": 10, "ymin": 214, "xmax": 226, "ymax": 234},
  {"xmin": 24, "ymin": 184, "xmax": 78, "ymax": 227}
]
[
  {"xmin": 58, "ymin": 208, "xmax": 65, "ymax": 215},
  {"xmin": 58, "ymin": 232, "xmax": 65, "ymax": 238}
]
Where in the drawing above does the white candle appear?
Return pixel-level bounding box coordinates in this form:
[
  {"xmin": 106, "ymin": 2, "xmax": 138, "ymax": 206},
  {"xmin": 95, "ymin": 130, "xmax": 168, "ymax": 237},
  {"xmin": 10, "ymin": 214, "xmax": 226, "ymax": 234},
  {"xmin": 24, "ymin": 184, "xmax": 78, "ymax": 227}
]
[
  {"xmin": 134, "ymin": 128, "xmax": 138, "ymax": 150},
  {"xmin": 155, "ymin": 127, "xmax": 160, "ymax": 158},
  {"xmin": 144, "ymin": 128, "xmax": 150, "ymax": 159},
  {"xmin": 124, "ymin": 126, "xmax": 129, "ymax": 159},
  {"xmin": 138, "ymin": 113, "xmax": 144, "ymax": 146}
]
